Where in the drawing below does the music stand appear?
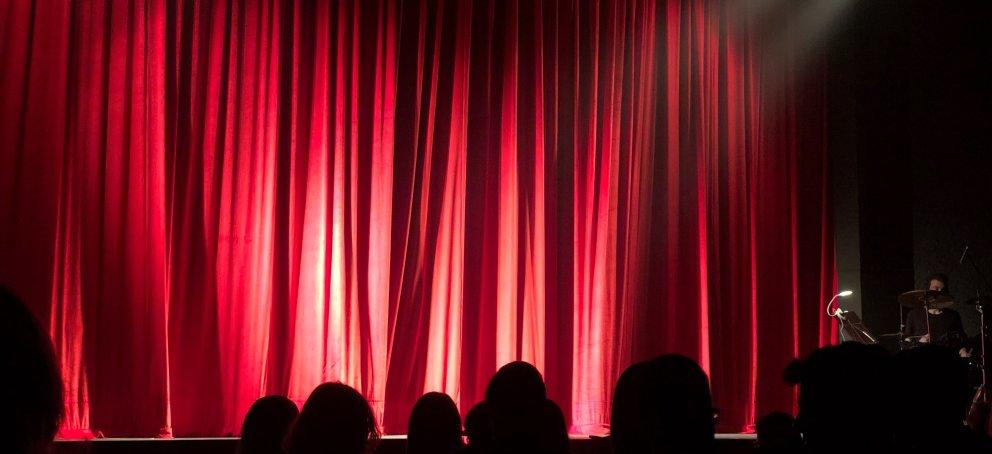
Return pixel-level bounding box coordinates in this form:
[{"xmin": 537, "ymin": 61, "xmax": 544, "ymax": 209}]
[{"xmin": 835, "ymin": 310, "xmax": 878, "ymax": 344}]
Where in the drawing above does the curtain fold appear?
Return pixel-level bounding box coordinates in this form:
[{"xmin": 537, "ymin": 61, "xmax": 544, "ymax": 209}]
[{"xmin": 0, "ymin": 0, "xmax": 833, "ymax": 436}]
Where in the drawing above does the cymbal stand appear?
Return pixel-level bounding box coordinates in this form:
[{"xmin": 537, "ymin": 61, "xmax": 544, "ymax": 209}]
[
  {"xmin": 963, "ymin": 249, "xmax": 992, "ymax": 391},
  {"xmin": 899, "ymin": 301, "xmax": 906, "ymax": 342},
  {"xmin": 962, "ymin": 248, "xmax": 992, "ymax": 436},
  {"xmin": 978, "ymin": 295, "xmax": 987, "ymax": 391}
]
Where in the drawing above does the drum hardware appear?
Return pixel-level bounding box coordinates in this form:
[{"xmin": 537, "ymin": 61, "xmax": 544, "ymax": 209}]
[
  {"xmin": 966, "ymin": 296, "xmax": 992, "ymax": 306},
  {"xmin": 960, "ymin": 245, "xmax": 992, "ymax": 436},
  {"xmin": 897, "ymin": 289, "xmax": 955, "ymax": 346},
  {"xmin": 897, "ymin": 289, "xmax": 955, "ymax": 310}
]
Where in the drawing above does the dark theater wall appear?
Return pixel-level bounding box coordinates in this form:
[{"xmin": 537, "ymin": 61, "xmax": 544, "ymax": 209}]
[
  {"xmin": 907, "ymin": 2, "xmax": 992, "ymax": 336},
  {"xmin": 829, "ymin": 0, "xmax": 992, "ymax": 341}
]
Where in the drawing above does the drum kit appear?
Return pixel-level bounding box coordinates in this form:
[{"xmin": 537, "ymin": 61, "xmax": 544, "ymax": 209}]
[
  {"xmin": 893, "ymin": 289, "xmax": 992, "ymax": 435},
  {"xmin": 896, "ymin": 289, "xmax": 957, "ymax": 345},
  {"xmin": 827, "ymin": 247, "xmax": 992, "ymax": 434},
  {"xmin": 894, "ymin": 289, "xmax": 987, "ymax": 356},
  {"xmin": 895, "ymin": 289, "xmax": 990, "ymax": 312}
]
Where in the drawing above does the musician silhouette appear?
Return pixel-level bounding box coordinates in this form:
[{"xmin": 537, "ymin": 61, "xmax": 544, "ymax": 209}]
[{"xmin": 904, "ymin": 273, "xmax": 969, "ymax": 356}]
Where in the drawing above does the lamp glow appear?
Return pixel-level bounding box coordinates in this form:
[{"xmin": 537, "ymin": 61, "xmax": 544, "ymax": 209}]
[{"xmin": 825, "ymin": 290, "xmax": 855, "ymax": 317}]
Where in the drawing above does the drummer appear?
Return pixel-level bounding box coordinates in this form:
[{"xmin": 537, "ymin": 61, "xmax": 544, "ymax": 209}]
[{"xmin": 904, "ymin": 273, "xmax": 970, "ymax": 357}]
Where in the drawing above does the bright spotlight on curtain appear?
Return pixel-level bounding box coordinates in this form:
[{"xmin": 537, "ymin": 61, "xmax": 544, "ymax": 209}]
[{"xmin": 0, "ymin": 0, "xmax": 834, "ymax": 436}]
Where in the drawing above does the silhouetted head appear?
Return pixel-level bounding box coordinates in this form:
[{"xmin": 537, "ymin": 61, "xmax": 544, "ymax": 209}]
[
  {"xmin": 755, "ymin": 412, "xmax": 800, "ymax": 454},
  {"xmin": 485, "ymin": 361, "xmax": 546, "ymax": 412},
  {"xmin": 926, "ymin": 273, "xmax": 950, "ymax": 293},
  {"xmin": 464, "ymin": 402, "xmax": 494, "ymax": 451},
  {"xmin": 239, "ymin": 395, "xmax": 299, "ymax": 454},
  {"xmin": 0, "ymin": 286, "xmax": 63, "ymax": 454},
  {"xmin": 485, "ymin": 362, "xmax": 552, "ymax": 453},
  {"xmin": 285, "ymin": 383, "xmax": 378, "ymax": 454},
  {"xmin": 792, "ymin": 342, "xmax": 893, "ymax": 454},
  {"xmin": 611, "ymin": 354, "xmax": 715, "ymax": 454},
  {"xmin": 893, "ymin": 345, "xmax": 971, "ymax": 444},
  {"xmin": 407, "ymin": 392, "xmax": 463, "ymax": 454}
]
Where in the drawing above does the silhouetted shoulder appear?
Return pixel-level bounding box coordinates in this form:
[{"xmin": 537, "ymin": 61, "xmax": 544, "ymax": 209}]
[{"xmin": 0, "ymin": 286, "xmax": 64, "ymax": 454}]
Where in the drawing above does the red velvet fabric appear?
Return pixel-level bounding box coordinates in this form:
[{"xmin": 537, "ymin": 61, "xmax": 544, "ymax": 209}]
[{"xmin": 0, "ymin": 0, "xmax": 834, "ymax": 437}]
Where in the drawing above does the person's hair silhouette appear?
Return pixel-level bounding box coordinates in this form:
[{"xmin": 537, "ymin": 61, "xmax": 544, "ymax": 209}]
[
  {"xmin": 792, "ymin": 342, "xmax": 894, "ymax": 454},
  {"xmin": 893, "ymin": 344, "xmax": 992, "ymax": 453},
  {"xmin": 485, "ymin": 361, "xmax": 553, "ymax": 453},
  {"xmin": 533, "ymin": 399, "xmax": 570, "ymax": 454},
  {"xmin": 485, "ymin": 361, "xmax": 546, "ymax": 410},
  {"xmin": 0, "ymin": 286, "xmax": 63, "ymax": 454},
  {"xmin": 755, "ymin": 412, "xmax": 800, "ymax": 454},
  {"xmin": 611, "ymin": 354, "xmax": 715, "ymax": 454},
  {"xmin": 238, "ymin": 395, "xmax": 299, "ymax": 454},
  {"xmin": 285, "ymin": 382, "xmax": 378, "ymax": 454},
  {"xmin": 407, "ymin": 392, "xmax": 463, "ymax": 454},
  {"xmin": 463, "ymin": 402, "xmax": 494, "ymax": 454}
]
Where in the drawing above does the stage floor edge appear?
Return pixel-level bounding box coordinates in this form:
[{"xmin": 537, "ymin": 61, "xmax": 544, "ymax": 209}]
[{"xmin": 54, "ymin": 434, "xmax": 758, "ymax": 454}]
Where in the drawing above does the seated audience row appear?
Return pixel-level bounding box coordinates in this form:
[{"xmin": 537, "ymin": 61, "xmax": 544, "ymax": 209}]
[
  {"xmin": 228, "ymin": 344, "xmax": 992, "ymax": 454},
  {"xmin": 3, "ymin": 286, "xmax": 991, "ymax": 454}
]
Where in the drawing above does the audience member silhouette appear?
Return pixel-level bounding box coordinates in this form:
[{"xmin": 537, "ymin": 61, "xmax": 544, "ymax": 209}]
[
  {"xmin": 611, "ymin": 361, "xmax": 651, "ymax": 454},
  {"xmin": 463, "ymin": 402, "xmax": 494, "ymax": 454},
  {"xmin": 21, "ymin": 276, "xmax": 992, "ymax": 454},
  {"xmin": 238, "ymin": 395, "xmax": 300, "ymax": 454},
  {"xmin": 485, "ymin": 361, "xmax": 547, "ymax": 411},
  {"xmin": 285, "ymin": 382, "xmax": 378, "ymax": 454},
  {"xmin": 790, "ymin": 342, "xmax": 894, "ymax": 454},
  {"xmin": 533, "ymin": 399, "xmax": 570, "ymax": 454},
  {"xmin": 484, "ymin": 361, "xmax": 552, "ymax": 453},
  {"xmin": 610, "ymin": 354, "xmax": 715, "ymax": 454},
  {"xmin": 407, "ymin": 392, "xmax": 463, "ymax": 454},
  {"xmin": 893, "ymin": 344, "xmax": 992, "ymax": 453},
  {"xmin": 0, "ymin": 286, "xmax": 64, "ymax": 454},
  {"xmin": 754, "ymin": 412, "xmax": 801, "ymax": 454}
]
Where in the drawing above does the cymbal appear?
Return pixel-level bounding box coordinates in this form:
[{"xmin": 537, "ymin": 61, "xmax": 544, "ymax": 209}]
[
  {"xmin": 898, "ymin": 289, "xmax": 954, "ymax": 309},
  {"xmin": 966, "ymin": 296, "xmax": 992, "ymax": 306}
]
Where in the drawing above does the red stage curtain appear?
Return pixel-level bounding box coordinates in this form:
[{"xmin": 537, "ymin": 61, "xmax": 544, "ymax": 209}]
[{"xmin": 0, "ymin": 0, "xmax": 834, "ymax": 436}]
